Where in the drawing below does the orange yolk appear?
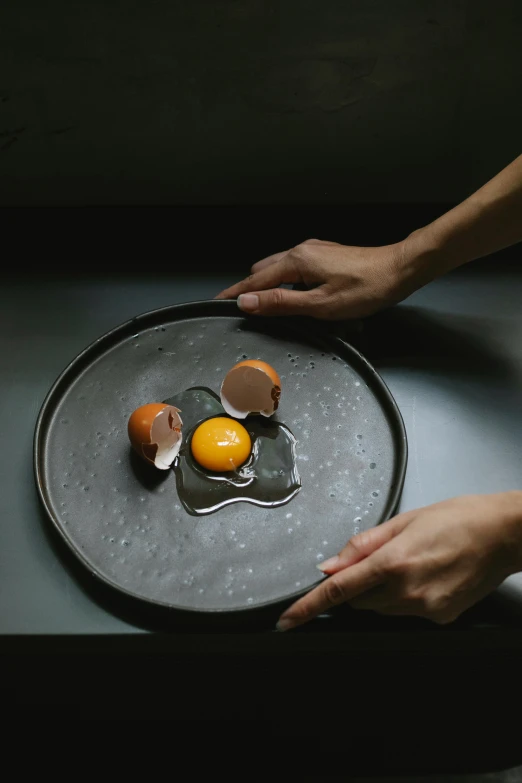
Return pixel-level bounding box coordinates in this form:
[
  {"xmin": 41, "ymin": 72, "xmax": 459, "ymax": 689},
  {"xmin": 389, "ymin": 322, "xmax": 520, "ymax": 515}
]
[{"xmin": 191, "ymin": 417, "xmax": 252, "ymax": 472}]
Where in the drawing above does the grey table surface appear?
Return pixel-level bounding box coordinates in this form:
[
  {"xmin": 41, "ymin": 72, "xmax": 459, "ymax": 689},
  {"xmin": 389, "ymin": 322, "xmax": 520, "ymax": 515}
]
[{"xmin": 2, "ymin": 259, "xmax": 522, "ymax": 638}]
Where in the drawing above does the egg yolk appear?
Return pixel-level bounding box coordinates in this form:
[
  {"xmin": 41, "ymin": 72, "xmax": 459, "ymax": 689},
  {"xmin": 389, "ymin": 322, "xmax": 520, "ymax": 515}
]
[{"xmin": 191, "ymin": 417, "xmax": 252, "ymax": 472}]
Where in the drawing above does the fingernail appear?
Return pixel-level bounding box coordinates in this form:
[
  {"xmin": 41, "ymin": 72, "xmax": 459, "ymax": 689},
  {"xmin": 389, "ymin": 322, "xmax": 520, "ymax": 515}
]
[
  {"xmin": 317, "ymin": 555, "xmax": 340, "ymax": 572},
  {"xmin": 276, "ymin": 617, "xmax": 295, "ymax": 632},
  {"xmin": 238, "ymin": 293, "xmax": 259, "ymax": 312}
]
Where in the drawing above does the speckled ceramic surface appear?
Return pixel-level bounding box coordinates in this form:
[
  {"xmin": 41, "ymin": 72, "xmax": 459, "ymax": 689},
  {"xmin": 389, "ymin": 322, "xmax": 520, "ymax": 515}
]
[{"xmin": 35, "ymin": 301, "xmax": 407, "ymax": 612}]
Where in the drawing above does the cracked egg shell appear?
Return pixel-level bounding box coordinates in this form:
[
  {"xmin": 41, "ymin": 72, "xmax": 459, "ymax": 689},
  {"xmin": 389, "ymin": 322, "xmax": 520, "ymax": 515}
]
[
  {"xmin": 220, "ymin": 360, "xmax": 281, "ymax": 419},
  {"xmin": 128, "ymin": 403, "xmax": 183, "ymax": 469}
]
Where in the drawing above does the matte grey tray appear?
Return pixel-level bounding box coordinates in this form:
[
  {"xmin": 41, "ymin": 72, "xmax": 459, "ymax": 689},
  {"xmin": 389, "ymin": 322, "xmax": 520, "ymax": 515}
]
[{"xmin": 34, "ymin": 301, "xmax": 407, "ymax": 613}]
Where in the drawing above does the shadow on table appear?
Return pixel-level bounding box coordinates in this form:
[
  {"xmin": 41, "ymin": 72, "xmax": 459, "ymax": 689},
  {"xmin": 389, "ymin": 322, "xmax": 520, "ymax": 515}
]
[{"xmin": 341, "ymin": 305, "xmax": 518, "ymax": 382}]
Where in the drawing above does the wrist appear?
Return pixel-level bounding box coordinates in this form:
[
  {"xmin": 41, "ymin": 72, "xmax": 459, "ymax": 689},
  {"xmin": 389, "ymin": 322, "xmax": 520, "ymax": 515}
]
[
  {"xmin": 395, "ymin": 202, "xmax": 484, "ymax": 294},
  {"xmin": 499, "ymin": 491, "xmax": 522, "ymax": 574},
  {"xmin": 391, "ymin": 229, "xmax": 447, "ymax": 298}
]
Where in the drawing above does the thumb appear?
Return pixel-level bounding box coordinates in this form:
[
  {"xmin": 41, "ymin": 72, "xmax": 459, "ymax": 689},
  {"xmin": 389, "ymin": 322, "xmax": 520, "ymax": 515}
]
[
  {"xmin": 318, "ymin": 511, "xmax": 414, "ymax": 574},
  {"xmin": 238, "ymin": 287, "xmax": 324, "ymax": 317}
]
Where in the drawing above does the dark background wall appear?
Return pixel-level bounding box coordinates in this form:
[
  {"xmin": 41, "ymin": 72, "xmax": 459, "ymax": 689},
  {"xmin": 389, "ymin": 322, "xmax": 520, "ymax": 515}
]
[{"xmin": 1, "ymin": 0, "xmax": 521, "ymax": 206}]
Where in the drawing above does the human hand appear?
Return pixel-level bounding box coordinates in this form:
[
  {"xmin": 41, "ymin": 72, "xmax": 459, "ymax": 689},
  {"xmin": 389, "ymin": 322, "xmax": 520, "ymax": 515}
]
[
  {"xmin": 215, "ymin": 238, "xmax": 426, "ymax": 320},
  {"xmin": 276, "ymin": 492, "xmax": 522, "ymax": 631}
]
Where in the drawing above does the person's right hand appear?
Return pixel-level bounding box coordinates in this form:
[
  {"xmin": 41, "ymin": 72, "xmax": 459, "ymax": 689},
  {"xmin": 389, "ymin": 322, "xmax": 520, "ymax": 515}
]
[
  {"xmin": 215, "ymin": 238, "xmax": 425, "ymax": 320},
  {"xmin": 276, "ymin": 492, "xmax": 522, "ymax": 631}
]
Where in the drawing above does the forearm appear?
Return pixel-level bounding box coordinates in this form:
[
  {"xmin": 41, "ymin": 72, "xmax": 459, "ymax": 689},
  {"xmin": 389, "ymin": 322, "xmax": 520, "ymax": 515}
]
[{"xmin": 401, "ymin": 154, "xmax": 522, "ymax": 284}]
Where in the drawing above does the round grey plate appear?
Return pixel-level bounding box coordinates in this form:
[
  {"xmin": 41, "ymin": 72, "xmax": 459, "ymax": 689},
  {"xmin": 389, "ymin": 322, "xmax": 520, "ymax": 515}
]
[{"xmin": 35, "ymin": 301, "xmax": 407, "ymax": 613}]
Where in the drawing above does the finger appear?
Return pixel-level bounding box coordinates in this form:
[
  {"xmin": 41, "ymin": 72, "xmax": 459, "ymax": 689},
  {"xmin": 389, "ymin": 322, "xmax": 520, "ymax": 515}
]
[
  {"xmin": 276, "ymin": 558, "xmax": 383, "ymax": 631},
  {"xmin": 237, "ymin": 286, "xmax": 328, "ymax": 317},
  {"xmin": 251, "ymin": 250, "xmax": 289, "ymax": 274},
  {"xmin": 214, "ymin": 257, "xmax": 299, "ymax": 301},
  {"xmin": 317, "ymin": 511, "xmax": 415, "ymax": 575}
]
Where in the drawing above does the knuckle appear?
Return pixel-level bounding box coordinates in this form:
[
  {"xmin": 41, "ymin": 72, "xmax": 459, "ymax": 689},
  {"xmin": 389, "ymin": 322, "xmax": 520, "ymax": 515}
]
[
  {"xmin": 343, "ymin": 529, "xmax": 377, "ymax": 562},
  {"xmin": 267, "ymin": 287, "xmax": 285, "ymax": 309},
  {"xmin": 294, "ymin": 241, "xmax": 315, "ymax": 261},
  {"xmin": 384, "ymin": 549, "xmax": 410, "ymax": 579},
  {"xmin": 422, "ymin": 593, "xmax": 459, "ymax": 625},
  {"xmin": 352, "ymin": 529, "xmax": 373, "ymax": 555},
  {"xmin": 400, "ymin": 583, "xmax": 424, "ymax": 602},
  {"xmin": 346, "ymin": 535, "xmax": 364, "ymax": 559},
  {"xmin": 323, "ymin": 577, "xmax": 346, "ymax": 606}
]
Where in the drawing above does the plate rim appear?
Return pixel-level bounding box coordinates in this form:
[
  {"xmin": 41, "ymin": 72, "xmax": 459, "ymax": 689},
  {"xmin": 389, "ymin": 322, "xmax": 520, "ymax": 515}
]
[{"xmin": 34, "ymin": 300, "xmax": 408, "ymax": 614}]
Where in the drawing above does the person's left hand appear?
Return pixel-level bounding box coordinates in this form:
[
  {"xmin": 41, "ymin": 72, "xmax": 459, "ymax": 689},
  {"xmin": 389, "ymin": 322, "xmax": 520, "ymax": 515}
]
[{"xmin": 276, "ymin": 492, "xmax": 522, "ymax": 631}]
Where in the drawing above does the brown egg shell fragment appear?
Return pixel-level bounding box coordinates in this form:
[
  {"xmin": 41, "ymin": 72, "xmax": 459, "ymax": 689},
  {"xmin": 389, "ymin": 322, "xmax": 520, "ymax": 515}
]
[
  {"xmin": 131, "ymin": 405, "xmax": 183, "ymax": 470},
  {"xmin": 220, "ymin": 365, "xmax": 280, "ymax": 418}
]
